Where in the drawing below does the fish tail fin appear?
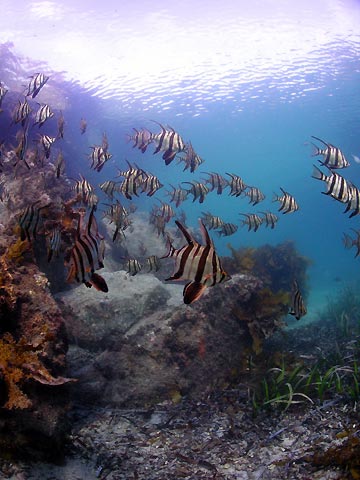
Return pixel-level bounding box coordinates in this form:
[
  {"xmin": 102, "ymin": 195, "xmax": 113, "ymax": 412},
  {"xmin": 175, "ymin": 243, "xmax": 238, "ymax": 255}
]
[
  {"xmin": 343, "ymin": 232, "xmax": 353, "ymax": 249},
  {"xmin": 90, "ymin": 272, "xmax": 108, "ymax": 292},
  {"xmin": 311, "ymin": 164, "xmax": 325, "ymax": 181},
  {"xmin": 310, "ymin": 143, "xmax": 321, "ymax": 157},
  {"xmin": 161, "ymin": 237, "xmax": 176, "ymax": 259},
  {"xmin": 272, "ymin": 192, "xmax": 279, "ymax": 202},
  {"xmin": 183, "ymin": 282, "xmax": 207, "ymax": 304}
]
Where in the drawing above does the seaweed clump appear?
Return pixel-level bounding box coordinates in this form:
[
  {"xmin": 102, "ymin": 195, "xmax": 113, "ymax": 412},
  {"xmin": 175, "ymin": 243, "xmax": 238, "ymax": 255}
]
[
  {"xmin": 225, "ymin": 240, "xmax": 311, "ymax": 300},
  {"xmin": 0, "ymin": 332, "xmax": 72, "ymax": 409}
]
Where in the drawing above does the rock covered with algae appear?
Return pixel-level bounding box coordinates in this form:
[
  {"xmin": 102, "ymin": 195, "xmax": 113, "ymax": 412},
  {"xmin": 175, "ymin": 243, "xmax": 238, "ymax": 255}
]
[{"xmin": 57, "ymin": 269, "xmax": 289, "ymax": 407}]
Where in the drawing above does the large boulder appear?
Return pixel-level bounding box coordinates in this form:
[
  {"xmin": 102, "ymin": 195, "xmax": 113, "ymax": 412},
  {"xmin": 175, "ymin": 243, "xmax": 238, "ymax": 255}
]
[{"xmin": 57, "ymin": 270, "xmax": 289, "ymax": 407}]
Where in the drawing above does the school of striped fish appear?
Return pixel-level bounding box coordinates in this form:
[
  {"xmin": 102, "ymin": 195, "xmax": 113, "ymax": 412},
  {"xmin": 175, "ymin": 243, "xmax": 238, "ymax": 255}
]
[{"xmin": 1, "ymin": 73, "xmax": 358, "ymax": 314}]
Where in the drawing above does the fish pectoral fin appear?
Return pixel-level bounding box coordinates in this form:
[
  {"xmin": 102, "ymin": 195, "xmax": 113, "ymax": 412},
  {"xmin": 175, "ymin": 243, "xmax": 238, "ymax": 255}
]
[{"xmin": 183, "ymin": 282, "xmax": 207, "ymax": 305}]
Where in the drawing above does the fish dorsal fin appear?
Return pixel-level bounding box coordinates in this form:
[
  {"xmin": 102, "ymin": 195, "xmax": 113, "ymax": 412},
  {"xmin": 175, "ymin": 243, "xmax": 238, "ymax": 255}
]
[
  {"xmin": 175, "ymin": 220, "xmax": 195, "ymax": 245},
  {"xmin": 199, "ymin": 218, "xmax": 212, "ymax": 247},
  {"xmin": 87, "ymin": 205, "xmax": 98, "ymax": 237}
]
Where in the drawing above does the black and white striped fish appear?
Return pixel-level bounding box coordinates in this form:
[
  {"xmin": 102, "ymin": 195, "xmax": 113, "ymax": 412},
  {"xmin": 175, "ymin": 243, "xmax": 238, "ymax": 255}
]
[
  {"xmin": 126, "ymin": 258, "xmax": 142, "ymax": 276},
  {"xmin": 99, "ymin": 180, "xmax": 119, "ymax": 199},
  {"xmin": 14, "ymin": 124, "xmax": 30, "ymax": 170},
  {"xmin": 216, "ymin": 222, "xmax": 238, "ymax": 236},
  {"xmin": 289, "ymin": 280, "xmax": 307, "ymax": 320},
  {"xmin": 72, "ymin": 175, "xmax": 96, "ymax": 205},
  {"xmin": 273, "ymin": 188, "xmax": 299, "ymax": 214},
  {"xmin": 244, "ymin": 186, "xmax": 265, "ymax": 205},
  {"xmin": 166, "ymin": 185, "xmax": 188, "ymax": 207},
  {"xmin": 226, "ymin": 173, "xmax": 247, "ymax": 197},
  {"xmin": 239, "ymin": 213, "xmax": 263, "ymax": 232},
  {"xmin": 89, "ymin": 145, "xmax": 112, "ymax": 172},
  {"xmin": 104, "ymin": 201, "xmax": 130, "ymax": 242},
  {"xmin": 311, "ymin": 136, "xmax": 349, "ymax": 169},
  {"xmin": 183, "ymin": 181, "xmax": 209, "ymax": 204},
  {"xmin": 312, "ymin": 165, "xmax": 352, "ymax": 203},
  {"xmin": 39, "ymin": 134, "xmax": 56, "ymax": 158},
  {"xmin": 202, "ymin": 172, "xmax": 228, "ymax": 195},
  {"xmin": 344, "ymin": 184, "xmax": 360, "ymax": 218},
  {"xmin": 146, "ymin": 255, "xmax": 161, "ymax": 272},
  {"xmin": 260, "ymin": 211, "xmax": 279, "ymax": 229},
  {"xmin": 162, "ymin": 219, "xmax": 230, "ymax": 304},
  {"xmin": 66, "ymin": 206, "xmax": 108, "ymax": 292},
  {"xmin": 18, "ymin": 200, "xmax": 50, "ymax": 242},
  {"xmin": 24, "ymin": 73, "xmax": 49, "ymax": 98},
  {"xmin": 127, "ymin": 127, "xmax": 153, "ymax": 153},
  {"xmin": 201, "ymin": 212, "xmax": 225, "ymax": 230},
  {"xmin": 178, "ymin": 141, "xmax": 204, "ymax": 173},
  {"xmin": 139, "ymin": 171, "xmax": 163, "ymax": 197},
  {"xmin": 46, "ymin": 226, "xmax": 62, "ymax": 262},
  {"xmin": 152, "ymin": 123, "xmax": 186, "ymax": 165},
  {"xmin": 33, "ymin": 103, "xmax": 54, "ymax": 127},
  {"xmin": 13, "ymin": 98, "xmax": 32, "ymax": 126}
]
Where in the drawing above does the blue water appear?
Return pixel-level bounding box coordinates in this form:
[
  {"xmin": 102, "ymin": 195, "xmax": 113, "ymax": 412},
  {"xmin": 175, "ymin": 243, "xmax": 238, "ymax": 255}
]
[{"xmin": 1, "ymin": 0, "xmax": 360, "ymax": 314}]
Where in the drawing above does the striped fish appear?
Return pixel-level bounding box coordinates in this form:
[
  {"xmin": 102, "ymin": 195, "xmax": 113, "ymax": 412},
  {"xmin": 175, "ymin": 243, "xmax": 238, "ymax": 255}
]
[
  {"xmin": 14, "ymin": 124, "xmax": 31, "ymax": 170},
  {"xmin": 239, "ymin": 213, "xmax": 263, "ymax": 232},
  {"xmin": 72, "ymin": 175, "xmax": 96, "ymax": 205},
  {"xmin": 18, "ymin": 200, "xmax": 50, "ymax": 242},
  {"xmin": 46, "ymin": 226, "xmax": 62, "ymax": 262},
  {"xmin": 127, "ymin": 127, "xmax": 153, "ymax": 153},
  {"xmin": 312, "ymin": 165, "xmax": 352, "ymax": 203},
  {"xmin": 24, "ymin": 73, "xmax": 49, "ymax": 98},
  {"xmin": 343, "ymin": 229, "xmax": 360, "ymax": 258},
  {"xmin": 104, "ymin": 201, "xmax": 130, "ymax": 242},
  {"xmin": 201, "ymin": 211, "xmax": 225, "ymax": 230},
  {"xmin": 202, "ymin": 172, "xmax": 228, "ymax": 195},
  {"xmin": 273, "ymin": 188, "xmax": 299, "ymax": 214},
  {"xmin": 311, "ymin": 136, "xmax": 349, "ymax": 169},
  {"xmin": 13, "ymin": 98, "xmax": 32, "ymax": 126},
  {"xmin": 166, "ymin": 185, "xmax": 188, "ymax": 207},
  {"xmin": 126, "ymin": 258, "xmax": 142, "ymax": 276},
  {"xmin": 0, "ymin": 83, "xmax": 8, "ymax": 112},
  {"xmin": 289, "ymin": 280, "xmax": 307, "ymax": 320},
  {"xmin": 216, "ymin": 222, "xmax": 238, "ymax": 236},
  {"xmin": 33, "ymin": 103, "xmax": 54, "ymax": 127},
  {"xmin": 99, "ymin": 180, "xmax": 119, "ymax": 199},
  {"xmin": 261, "ymin": 211, "xmax": 278, "ymax": 229},
  {"xmin": 178, "ymin": 141, "xmax": 204, "ymax": 173},
  {"xmin": 66, "ymin": 206, "xmax": 108, "ymax": 292},
  {"xmin": 344, "ymin": 184, "xmax": 360, "ymax": 218},
  {"xmin": 139, "ymin": 171, "xmax": 163, "ymax": 197},
  {"xmin": 40, "ymin": 134, "xmax": 56, "ymax": 158},
  {"xmin": 146, "ymin": 255, "xmax": 161, "ymax": 272},
  {"xmin": 89, "ymin": 145, "xmax": 112, "ymax": 172},
  {"xmin": 244, "ymin": 186, "xmax": 265, "ymax": 205},
  {"xmin": 226, "ymin": 173, "xmax": 247, "ymax": 197},
  {"xmin": 162, "ymin": 219, "xmax": 230, "ymax": 305},
  {"xmin": 183, "ymin": 181, "xmax": 209, "ymax": 204},
  {"xmin": 152, "ymin": 123, "xmax": 186, "ymax": 165}
]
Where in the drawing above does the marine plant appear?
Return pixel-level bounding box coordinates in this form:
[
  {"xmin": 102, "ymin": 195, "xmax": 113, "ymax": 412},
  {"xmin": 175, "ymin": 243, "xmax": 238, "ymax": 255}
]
[
  {"xmin": 231, "ymin": 287, "xmax": 289, "ymax": 354},
  {"xmin": 225, "ymin": 241, "xmax": 311, "ymax": 299},
  {"xmin": 0, "ymin": 332, "xmax": 72, "ymax": 410},
  {"xmin": 5, "ymin": 237, "xmax": 30, "ymax": 264}
]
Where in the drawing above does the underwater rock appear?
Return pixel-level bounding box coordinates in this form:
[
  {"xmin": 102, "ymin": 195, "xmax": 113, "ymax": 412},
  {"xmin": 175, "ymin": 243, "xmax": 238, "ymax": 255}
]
[
  {"xmin": 59, "ymin": 272, "xmax": 288, "ymax": 407},
  {"xmin": 56, "ymin": 271, "xmax": 179, "ymax": 350}
]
